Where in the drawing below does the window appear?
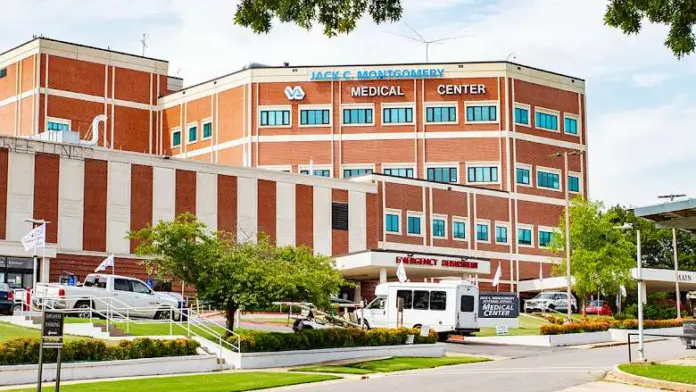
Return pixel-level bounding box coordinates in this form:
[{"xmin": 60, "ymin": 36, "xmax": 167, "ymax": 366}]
[
  {"xmin": 369, "ymin": 297, "xmax": 385, "ymax": 310},
  {"xmin": 396, "ymin": 290, "xmax": 413, "ymax": 309},
  {"xmin": 171, "ymin": 128, "xmax": 182, "ymax": 147},
  {"xmin": 430, "ymin": 291, "xmax": 447, "ymax": 311},
  {"xmin": 535, "ymin": 111, "xmax": 558, "ymax": 131},
  {"xmin": 343, "ymin": 168, "xmax": 373, "ymax": 178},
  {"xmin": 466, "ymin": 104, "xmax": 497, "ymax": 122},
  {"xmin": 427, "ymin": 167, "xmax": 458, "ymax": 183},
  {"xmin": 260, "ymin": 110, "xmax": 290, "ymax": 126},
  {"xmin": 537, "ymin": 170, "xmax": 560, "ymax": 190},
  {"xmin": 516, "ymin": 167, "xmax": 531, "ymax": 185},
  {"xmin": 432, "ymin": 218, "xmax": 446, "ymax": 238},
  {"xmin": 383, "ymin": 107, "xmax": 413, "ymax": 124},
  {"xmin": 47, "ymin": 120, "xmax": 70, "ymax": 132},
  {"xmin": 188, "ymin": 124, "xmax": 197, "ymax": 143},
  {"xmin": 460, "ymin": 295, "xmax": 475, "ymax": 312},
  {"xmin": 0, "ymin": 68, "xmax": 6, "ymax": 78},
  {"xmin": 426, "ymin": 106, "xmax": 456, "ymax": 123},
  {"xmin": 467, "ymin": 166, "xmax": 499, "ymax": 183},
  {"xmin": 385, "ymin": 212, "xmax": 400, "ymax": 233},
  {"xmin": 332, "ymin": 202, "xmax": 348, "ymax": 231},
  {"xmin": 383, "ymin": 167, "xmax": 414, "ymax": 178},
  {"xmin": 515, "ymin": 106, "xmax": 529, "ymax": 125},
  {"xmin": 539, "ymin": 231, "xmax": 553, "ymax": 248},
  {"xmin": 83, "ymin": 276, "xmax": 108, "ymax": 289},
  {"xmin": 518, "ymin": 227, "xmax": 532, "ymax": 246},
  {"xmin": 453, "ymin": 220, "xmax": 466, "ymax": 240},
  {"xmin": 114, "ymin": 279, "xmax": 131, "ymax": 292},
  {"xmin": 407, "ymin": 215, "xmax": 422, "ymax": 235},
  {"xmin": 132, "ymin": 281, "xmax": 151, "ymax": 294},
  {"xmin": 476, "ymin": 222, "xmax": 489, "ymax": 242},
  {"xmin": 301, "ymin": 109, "xmax": 330, "ymax": 125},
  {"xmin": 568, "ymin": 175, "xmax": 580, "ymax": 193},
  {"xmin": 564, "ymin": 116, "xmax": 578, "ymax": 135},
  {"xmin": 300, "ymin": 169, "xmax": 331, "ymax": 177},
  {"xmin": 343, "ymin": 108, "xmax": 373, "ymax": 125},
  {"xmin": 202, "ymin": 122, "xmax": 212, "ymax": 139},
  {"xmin": 495, "ymin": 225, "xmax": 508, "ymax": 244},
  {"xmin": 413, "ymin": 290, "xmax": 430, "ymax": 310}
]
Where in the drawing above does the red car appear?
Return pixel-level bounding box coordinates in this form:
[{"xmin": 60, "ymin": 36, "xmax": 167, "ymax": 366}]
[{"xmin": 584, "ymin": 300, "xmax": 613, "ymax": 316}]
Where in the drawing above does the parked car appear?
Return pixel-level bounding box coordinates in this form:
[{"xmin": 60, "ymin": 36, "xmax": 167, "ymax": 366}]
[
  {"xmin": 524, "ymin": 292, "xmax": 577, "ymax": 313},
  {"xmin": 0, "ymin": 283, "xmax": 14, "ymax": 315},
  {"xmin": 584, "ymin": 300, "xmax": 613, "ymax": 316},
  {"xmin": 34, "ymin": 274, "xmax": 179, "ymax": 320}
]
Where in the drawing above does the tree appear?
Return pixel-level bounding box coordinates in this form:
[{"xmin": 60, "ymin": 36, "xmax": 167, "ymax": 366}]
[
  {"xmin": 551, "ymin": 198, "xmax": 636, "ymax": 305},
  {"xmin": 605, "ymin": 0, "xmax": 696, "ymax": 58},
  {"xmin": 130, "ymin": 213, "xmax": 347, "ymax": 332},
  {"xmin": 606, "ymin": 205, "xmax": 696, "ymax": 271},
  {"xmin": 234, "ymin": 0, "xmax": 403, "ymax": 37}
]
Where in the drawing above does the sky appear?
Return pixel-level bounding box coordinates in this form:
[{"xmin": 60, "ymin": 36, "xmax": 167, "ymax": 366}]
[{"xmin": 2, "ymin": 0, "xmax": 695, "ymax": 208}]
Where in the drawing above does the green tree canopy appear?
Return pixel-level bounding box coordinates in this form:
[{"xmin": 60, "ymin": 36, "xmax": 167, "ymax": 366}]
[
  {"xmin": 130, "ymin": 213, "xmax": 347, "ymax": 332},
  {"xmin": 234, "ymin": 0, "xmax": 403, "ymax": 36},
  {"xmin": 605, "ymin": 0, "xmax": 696, "ymax": 58},
  {"xmin": 552, "ymin": 198, "xmax": 636, "ymax": 302}
]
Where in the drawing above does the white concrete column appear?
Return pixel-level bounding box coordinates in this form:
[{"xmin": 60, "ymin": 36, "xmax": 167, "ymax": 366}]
[
  {"xmin": 354, "ymin": 282, "xmax": 362, "ymax": 303},
  {"xmin": 40, "ymin": 257, "xmax": 50, "ymax": 283},
  {"xmin": 379, "ymin": 268, "xmax": 387, "ymax": 283}
]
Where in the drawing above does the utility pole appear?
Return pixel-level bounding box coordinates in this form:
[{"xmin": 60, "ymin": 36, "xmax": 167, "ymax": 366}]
[{"xmin": 658, "ymin": 193, "xmax": 686, "ymax": 319}]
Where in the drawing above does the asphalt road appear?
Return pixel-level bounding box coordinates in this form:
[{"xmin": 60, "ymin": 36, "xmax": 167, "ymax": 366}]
[{"xmin": 289, "ymin": 339, "xmax": 690, "ymax": 392}]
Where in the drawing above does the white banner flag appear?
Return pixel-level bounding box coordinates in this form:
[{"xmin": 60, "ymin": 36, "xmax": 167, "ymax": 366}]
[
  {"xmin": 95, "ymin": 254, "xmax": 115, "ymax": 273},
  {"xmin": 620, "ymin": 285, "xmax": 627, "ymax": 298},
  {"xmin": 396, "ymin": 260, "xmax": 407, "ymax": 283},
  {"xmin": 492, "ymin": 263, "xmax": 502, "ymax": 287},
  {"xmin": 21, "ymin": 224, "xmax": 46, "ymax": 251}
]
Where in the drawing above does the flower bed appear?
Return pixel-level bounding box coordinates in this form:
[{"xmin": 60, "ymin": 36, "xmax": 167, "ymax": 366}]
[
  {"xmin": 540, "ymin": 319, "xmax": 683, "ymax": 335},
  {"xmin": 231, "ymin": 328, "xmax": 437, "ymax": 353},
  {"xmin": 0, "ymin": 337, "xmax": 200, "ymax": 366}
]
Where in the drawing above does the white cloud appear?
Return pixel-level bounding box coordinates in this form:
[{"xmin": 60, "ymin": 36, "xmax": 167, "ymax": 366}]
[{"xmin": 631, "ymin": 72, "xmax": 672, "ymax": 88}]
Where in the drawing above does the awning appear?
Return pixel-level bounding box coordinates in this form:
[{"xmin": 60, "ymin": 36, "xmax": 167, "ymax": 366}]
[
  {"xmin": 633, "ymin": 198, "xmax": 696, "ymax": 234},
  {"xmin": 632, "ymin": 268, "xmax": 696, "ymax": 292},
  {"xmin": 518, "ymin": 276, "xmax": 575, "ymax": 293}
]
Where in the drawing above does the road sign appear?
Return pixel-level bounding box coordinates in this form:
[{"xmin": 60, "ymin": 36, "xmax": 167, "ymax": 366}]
[{"xmin": 41, "ymin": 311, "xmax": 64, "ymax": 346}]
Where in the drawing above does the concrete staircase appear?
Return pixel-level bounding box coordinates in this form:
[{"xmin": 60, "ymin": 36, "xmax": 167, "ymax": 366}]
[{"xmin": 192, "ymin": 336, "xmax": 238, "ymax": 369}]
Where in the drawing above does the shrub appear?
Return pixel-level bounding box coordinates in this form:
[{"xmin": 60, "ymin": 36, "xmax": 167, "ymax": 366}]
[
  {"xmin": 540, "ymin": 318, "xmax": 683, "ymax": 335},
  {"xmin": 0, "ymin": 338, "xmax": 199, "ymax": 366},
  {"xmin": 234, "ymin": 327, "xmax": 437, "ymax": 353},
  {"xmin": 624, "ymin": 303, "xmax": 677, "ymax": 320}
]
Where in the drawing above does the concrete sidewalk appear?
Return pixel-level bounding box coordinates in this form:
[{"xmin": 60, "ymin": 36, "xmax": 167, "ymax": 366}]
[{"xmin": 558, "ymin": 381, "xmax": 662, "ymax": 391}]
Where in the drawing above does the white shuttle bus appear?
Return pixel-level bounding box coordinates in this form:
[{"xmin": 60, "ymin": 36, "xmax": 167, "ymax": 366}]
[{"xmin": 358, "ymin": 281, "xmax": 480, "ymax": 338}]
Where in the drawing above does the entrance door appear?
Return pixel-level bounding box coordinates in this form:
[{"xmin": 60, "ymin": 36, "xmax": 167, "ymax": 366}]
[{"xmin": 457, "ymin": 286, "xmax": 477, "ymax": 329}]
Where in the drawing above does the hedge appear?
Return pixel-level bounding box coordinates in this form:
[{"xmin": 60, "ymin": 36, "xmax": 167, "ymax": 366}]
[
  {"xmin": 0, "ymin": 338, "xmax": 200, "ymax": 366},
  {"xmin": 540, "ymin": 319, "xmax": 683, "ymax": 335},
  {"xmin": 231, "ymin": 327, "xmax": 437, "ymax": 353}
]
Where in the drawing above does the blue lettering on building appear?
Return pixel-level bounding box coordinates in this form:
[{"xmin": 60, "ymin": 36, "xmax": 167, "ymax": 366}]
[{"xmin": 310, "ymin": 68, "xmax": 444, "ymax": 81}]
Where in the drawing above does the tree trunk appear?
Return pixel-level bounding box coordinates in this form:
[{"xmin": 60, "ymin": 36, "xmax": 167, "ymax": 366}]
[{"xmin": 225, "ymin": 305, "xmax": 238, "ymax": 336}]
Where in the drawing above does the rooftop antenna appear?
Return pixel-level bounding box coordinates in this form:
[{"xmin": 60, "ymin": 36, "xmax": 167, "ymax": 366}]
[
  {"xmin": 506, "ymin": 52, "xmax": 517, "ymax": 61},
  {"xmin": 140, "ymin": 33, "xmax": 149, "ymax": 56},
  {"xmin": 658, "ymin": 194, "xmax": 687, "ymax": 202},
  {"xmin": 386, "ymin": 22, "xmax": 471, "ymax": 63}
]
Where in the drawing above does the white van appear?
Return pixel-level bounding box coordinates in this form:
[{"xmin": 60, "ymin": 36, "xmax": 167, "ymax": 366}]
[{"xmin": 358, "ymin": 281, "xmax": 479, "ymax": 337}]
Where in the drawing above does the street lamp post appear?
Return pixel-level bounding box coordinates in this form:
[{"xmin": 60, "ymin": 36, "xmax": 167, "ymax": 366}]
[
  {"xmin": 616, "ymin": 223, "xmax": 646, "ymax": 362},
  {"xmin": 549, "ymin": 150, "xmax": 583, "ymax": 323}
]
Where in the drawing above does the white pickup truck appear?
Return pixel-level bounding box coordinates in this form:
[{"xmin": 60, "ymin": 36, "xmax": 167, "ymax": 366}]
[{"xmin": 34, "ymin": 274, "xmax": 179, "ymax": 320}]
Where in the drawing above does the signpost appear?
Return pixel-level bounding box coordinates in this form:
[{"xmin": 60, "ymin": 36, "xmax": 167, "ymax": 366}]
[
  {"xmin": 478, "ymin": 293, "xmax": 520, "ymax": 319},
  {"xmin": 37, "ymin": 310, "xmax": 64, "ymax": 392}
]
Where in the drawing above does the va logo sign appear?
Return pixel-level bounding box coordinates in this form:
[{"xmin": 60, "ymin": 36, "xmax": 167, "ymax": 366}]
[{"xmin": 284, "ymin": 86, "xmax": 305, "ymax": 100}]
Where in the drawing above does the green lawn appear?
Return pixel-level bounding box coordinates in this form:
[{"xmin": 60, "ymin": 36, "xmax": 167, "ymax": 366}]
[
  {"xmin": 473, "ymin": 314, "xmax": 548, "ymax": 337},
  {"xmin": 293, "ymin": 356, "xmax": 490, "ymax": 374},
  {"xmin": 7, "ymin": 372, "xmax": 338, "ymax": 392},
  {"xmin": 619, "ymin": 364, "xmax": 696, "ymax": 385},
  {"xmin": 0, "ymin": 322, "xmax": 119, "ymax": 346},
  {"xmin": 64, "ymin": 318, "xmax": 227, "ymax": 340}
]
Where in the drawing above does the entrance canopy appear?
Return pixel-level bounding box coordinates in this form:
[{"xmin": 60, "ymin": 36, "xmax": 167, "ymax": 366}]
[
  {"xmin": 336, "ymin": 250, "xmax": 491, "ymax": 281},
  {"xmin": 633, "ymin": 198, "xmax": 696, "ymax": 234},
  {"xmin": 632, "ymin": 268, "xmax": 696, "ymax": 292},
  {"xmin": 518, "ymin": 276, "xmax": 575, "ymax": 293}
]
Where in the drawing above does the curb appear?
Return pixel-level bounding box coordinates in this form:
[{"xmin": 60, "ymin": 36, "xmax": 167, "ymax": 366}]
[{"xmin": 611, "ymin": 364, "xmax": 696, "ymax": 392}]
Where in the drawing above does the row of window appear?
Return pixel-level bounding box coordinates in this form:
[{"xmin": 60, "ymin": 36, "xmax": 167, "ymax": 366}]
[
  {"xmin": 514, "ymin": 105, "xmax": 579, "ymax": 135},
  {"xmin": 384, "ymin": 211, "xmax": 558, "ymax": 248},
  {"xmin": 516, "ymin": 166, "xmax": 581, "ymax": 193},
  {"xmin": 171, "ymin": 121, "xmax": 213, "ymax": 147}
]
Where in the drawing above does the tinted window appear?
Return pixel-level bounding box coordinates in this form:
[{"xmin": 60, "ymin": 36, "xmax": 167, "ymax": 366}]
[
  {"xmin": 369, "ymin": 297, "xmax": 385, "ymax": 310},
  {"xmin": 113, "ymin": 279, "xmax": 131, "ymax": 292},
  {"xmin": 413, "ymin": 290, "xmax": 430, "ymax": 310},
  {"xmin": 460, "ymin": 295, "xmax": 475, "ymax": 312},
  {"xmin": 83, "ymin": 276, "xmax": 107, "ymax": 289},
  {"xmin": 430, "ymin": 291, "xmax": 447, "ymax": 311},
  {"xmin": 131, "ymin": 281, "xmax": 151, "ymax": 294},
  {"xmin": 332, "ymin": 203, "xmax": 349, "ymax": 231},
  {"xmin": 396, "ymin": 290, "xmax": 413, "ymax": 309},
  {"xmin": 0, "ymin": 283, "xmax": 9, "ymax": 292}
]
